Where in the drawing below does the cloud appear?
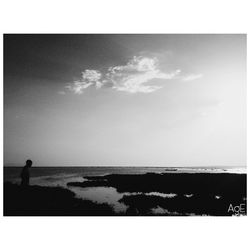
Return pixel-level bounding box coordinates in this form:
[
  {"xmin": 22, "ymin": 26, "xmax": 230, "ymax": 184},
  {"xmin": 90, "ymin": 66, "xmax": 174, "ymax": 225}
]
[
  {"xmin": 107, "ymin": 56, "xmax": 181, "ymax": 93},
  {"xmin": 64, "ymin": 55, "xmax": 201, "ymax": 94},
  {"xmin": 66, "ymin": 70, "xmax": 103, "ymax": 94},
  {"xmin": 182, "ymin": 73, "xmax": 203, "ymax": 81}
]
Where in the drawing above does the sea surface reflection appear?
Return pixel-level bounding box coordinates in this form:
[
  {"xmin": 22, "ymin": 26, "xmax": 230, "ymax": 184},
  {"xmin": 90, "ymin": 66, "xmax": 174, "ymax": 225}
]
[{"xmin": 69, "ymin": 186, "xmax": 128, "ymax": 213}]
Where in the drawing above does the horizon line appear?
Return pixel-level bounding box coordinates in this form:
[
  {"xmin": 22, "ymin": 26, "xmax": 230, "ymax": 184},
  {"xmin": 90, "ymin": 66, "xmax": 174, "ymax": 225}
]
[{"xmin": 4, "ymin": 165, "xmax": 247, "ymax": 168}]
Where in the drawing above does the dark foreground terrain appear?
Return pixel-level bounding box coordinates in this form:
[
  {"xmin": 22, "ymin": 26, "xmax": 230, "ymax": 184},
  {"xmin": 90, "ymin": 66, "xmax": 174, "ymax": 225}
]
[
  {"xmin": 4, "ymin": 172, "xmax": 247, "ymax": 216},
  {"xmin": 4, "ymin": 182, "xmax": 116, "ymax": 216},
  {"xmin": 68, "ymin": 172, "xmax": 247, "ymax": 216}
]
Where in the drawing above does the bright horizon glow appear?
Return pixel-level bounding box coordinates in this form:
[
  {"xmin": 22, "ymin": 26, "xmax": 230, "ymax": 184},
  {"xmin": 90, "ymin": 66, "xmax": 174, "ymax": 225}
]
[{"xmin": 4, "ymin": 34, "xmax": 246, "ymax": 167}]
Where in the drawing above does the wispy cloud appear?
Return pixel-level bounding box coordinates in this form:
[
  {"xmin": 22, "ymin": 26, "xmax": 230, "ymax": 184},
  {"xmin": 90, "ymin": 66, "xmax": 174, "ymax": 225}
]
[
  {"xmin": 107, "ymin": 56, "xmax": 180, "ymax": 93},
  {"xmin": 64, "ymin": 56, "xmax": 202, "ymax": 94},
  {"xmin": 182, "ymin": 74, "xmax": 203, "ymax": 82},
  {"xmin": 66, "ymin": 70, "xmax": 103, "ymax": 94}
]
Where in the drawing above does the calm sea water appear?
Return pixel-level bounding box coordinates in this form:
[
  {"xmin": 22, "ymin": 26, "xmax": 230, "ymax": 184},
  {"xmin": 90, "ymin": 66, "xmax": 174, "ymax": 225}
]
[
  {"xmin": 4, "ymin": 166, "xmax": 246, "ymax": 187},
  {"xmin": 4, "ymin": 166, "xmax": 246, "ymax": 182}
]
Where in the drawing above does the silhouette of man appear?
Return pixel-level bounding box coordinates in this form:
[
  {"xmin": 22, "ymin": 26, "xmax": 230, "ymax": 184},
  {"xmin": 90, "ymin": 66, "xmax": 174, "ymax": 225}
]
[{"xmin": 20, "ymin": 159, "xmax": 33, "ymax": 187}]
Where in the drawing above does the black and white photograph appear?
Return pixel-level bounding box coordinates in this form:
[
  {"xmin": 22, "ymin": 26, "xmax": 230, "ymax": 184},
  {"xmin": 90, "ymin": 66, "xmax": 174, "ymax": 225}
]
[
  {"xmin": 1, "ymin": 1, "xmax": 250, "ymax": 250},
  {"xmin": 3, "ymin": 34, "xmax": 246, "ymax": 216}
]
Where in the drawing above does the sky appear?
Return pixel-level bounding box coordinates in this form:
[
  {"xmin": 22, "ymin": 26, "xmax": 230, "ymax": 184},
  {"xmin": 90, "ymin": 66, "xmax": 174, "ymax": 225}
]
[{"xmin": 4, "ymin": 34, "xmax": 246, "ymax": 167}]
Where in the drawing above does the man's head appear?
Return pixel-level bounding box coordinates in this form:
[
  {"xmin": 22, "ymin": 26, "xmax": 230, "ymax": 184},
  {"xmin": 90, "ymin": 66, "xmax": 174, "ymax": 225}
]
[{"xmin": 26, "ymin": 159, "xmax": 33, "ymax": 167}]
